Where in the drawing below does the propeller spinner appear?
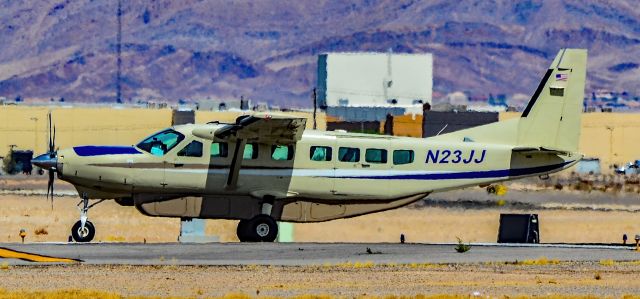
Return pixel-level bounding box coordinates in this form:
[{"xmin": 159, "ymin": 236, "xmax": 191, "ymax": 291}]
[{"xmin": 31, "ymin": 112, "xmax": 57, "ymax": 204}]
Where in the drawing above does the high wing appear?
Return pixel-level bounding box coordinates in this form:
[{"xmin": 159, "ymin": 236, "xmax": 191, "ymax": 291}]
[
  {"xmin": 193, "ymin": 113, "xmax": 307, "ymax": 144},
  {"xmin": 192, "ymin": 113, "xmax": 307, "ymax": 190}
]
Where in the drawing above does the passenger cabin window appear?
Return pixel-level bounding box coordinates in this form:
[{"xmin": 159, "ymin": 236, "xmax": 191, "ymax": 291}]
[
  {"xmin": 365, "ymin": 148, "xmax": 387, "ymax": 164},
  {"xmin": 243, "ymin": 143, "xmax": 258, "ymax": 160},
  {"xmin": 310, "ymin": 146, "xmax": 332, "ymax": 161},
  {"xmin": 211, "ymin": 142, "xmax": 228, "ymax": 158},
  {"xmin": 338, "ymin": 147, "xmax": 360, "ymax": 162},
  {"xmin": 272, "ymin": 145, "xmax": 294, "ymax": 161},
  {"xmin": 136, "ymin": 129, "xmax": 185, "ymax": 157},
  {"xmin": 177, "ymin": 141, "xmax": 203, "ymax": 157},
  {"xmin": 393, "ymin": 150, "xmax": 414, "ymax": 165}
]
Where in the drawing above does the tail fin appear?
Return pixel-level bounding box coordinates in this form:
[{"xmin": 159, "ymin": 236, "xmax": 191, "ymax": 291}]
[
  {"xmin": 432, "ymin": 48, "xmax": 587, "ymax": 150},
  {"xmin": 517, "ymin": 49, "xmax": 587, "ymax": 152}
]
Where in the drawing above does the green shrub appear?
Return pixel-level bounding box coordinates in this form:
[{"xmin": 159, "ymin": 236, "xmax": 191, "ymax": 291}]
[
  {"xmin": 455, "ymin": 237, "xmax": 471, "ymax": 253},
  {"xmin": 1, "ymin": 149, "xmax": 16, "ymax": 174}
]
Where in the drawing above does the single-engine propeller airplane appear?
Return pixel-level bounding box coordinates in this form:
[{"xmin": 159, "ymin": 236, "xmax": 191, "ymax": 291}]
[{"xmin": 32, "ymin": 49, "xmax": 586, "ymax": 242}]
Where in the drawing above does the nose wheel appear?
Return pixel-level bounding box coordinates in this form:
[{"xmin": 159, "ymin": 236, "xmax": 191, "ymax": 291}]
[
  {"xmin": 236, "ymin": 215, "xmax": 278, "ymax": 242},
  {"xmin": 71, "ymin": 196, "xmax": 104, "ymax": 243},
  {"xmin": 71, "ymin": 220, "xmax": 95, "ymax": 242}
]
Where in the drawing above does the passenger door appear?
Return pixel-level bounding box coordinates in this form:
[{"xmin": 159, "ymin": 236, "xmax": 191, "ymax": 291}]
[{"xmin": 302, "ymin": 142, "xmax": 335, "ymax": 198}]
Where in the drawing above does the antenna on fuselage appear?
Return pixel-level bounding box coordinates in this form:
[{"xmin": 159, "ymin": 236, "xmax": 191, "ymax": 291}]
[{"xmin": 435, "ymin": 124, "xmax": 448, "ymax": 136}]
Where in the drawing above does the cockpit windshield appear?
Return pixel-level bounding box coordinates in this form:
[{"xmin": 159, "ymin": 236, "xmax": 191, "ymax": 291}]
[{"xmin": 136, "ymin": 129, "xmax": 185, "ymax": 156}]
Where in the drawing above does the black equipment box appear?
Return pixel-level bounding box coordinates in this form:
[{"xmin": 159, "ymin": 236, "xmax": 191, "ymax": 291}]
[{"xmin": 497, "ymin": 214, "xmax": 539, "ymax": 243}]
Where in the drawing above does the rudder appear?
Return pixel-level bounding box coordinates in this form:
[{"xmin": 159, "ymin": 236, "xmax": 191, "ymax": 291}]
[{"xmin": 517, "ymin": 49, "xmax": 587, "ymax": 152}]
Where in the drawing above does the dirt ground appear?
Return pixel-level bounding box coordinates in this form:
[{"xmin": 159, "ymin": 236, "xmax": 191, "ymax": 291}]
[
  {"xmin": 1, "ymin": 193, "xmax": 640, "ymax": 244},
  {"xmin": 2, "ymin": 175, "xmax": 640, "ymax": 244},
  {"xmin": 1, "ymin": 262, "xmax": 640, "ymax": 298},
  {"xmin": 3, "ymin": 177, "xmax": 640, "ymax": 298}
]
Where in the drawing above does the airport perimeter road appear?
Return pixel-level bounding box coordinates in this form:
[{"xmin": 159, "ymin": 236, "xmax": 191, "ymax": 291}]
[{"xmin": 1, "ymin": 243, "xmax": 638, "ymax": 265}]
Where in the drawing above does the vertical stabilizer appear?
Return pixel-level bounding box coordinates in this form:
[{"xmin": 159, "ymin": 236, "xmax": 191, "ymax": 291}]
[{"xmin": 517, "ymin": 49, "xmax": 587, "ymax": 152}]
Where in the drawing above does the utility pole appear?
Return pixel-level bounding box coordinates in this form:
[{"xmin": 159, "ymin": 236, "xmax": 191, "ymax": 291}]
[
  {"xmin": 29, "ymin": 117, "xmax": 38, "ymax": 153},
  {"xmin": 606, "ymin": 126, "xmax": 614, "ymax": 169},
  {"xmin": 312, "ymin": 88, "xmax": 317, "ymax": 130},
  {"xmin": 116, "ymin": 0, "xmax": 123, "ymax": 104}
]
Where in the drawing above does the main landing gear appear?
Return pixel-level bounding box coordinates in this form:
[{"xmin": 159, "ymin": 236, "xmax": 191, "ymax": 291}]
[
  {"xmin": 71, "ymin": 195, "xmax": 105, "ymax": 242},
  {"xmin": 236, "ymin": 215, "xmax": 279, "ymax": 242}
]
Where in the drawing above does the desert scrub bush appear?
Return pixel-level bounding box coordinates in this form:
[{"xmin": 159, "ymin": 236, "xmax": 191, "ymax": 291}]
[
  {"xmin": 34, "ymin": 227, "xmax": 48, "ymax": 236},
  {"xmin": 454, "ymin": 237, "xmax": 471, "ymax": 253},
  {"xmin": 1, "ymin": 149, "xmax": 15, "ymax": 175}
]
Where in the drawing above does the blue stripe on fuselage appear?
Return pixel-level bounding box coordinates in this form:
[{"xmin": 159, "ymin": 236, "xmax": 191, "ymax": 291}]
[
  {"xmin": 333, "ymin": 161, "xmax": 574, "ymax": 180},
  {"xmin": 74, "ymin": 146, "xmax": 141, "ymax": 157}
]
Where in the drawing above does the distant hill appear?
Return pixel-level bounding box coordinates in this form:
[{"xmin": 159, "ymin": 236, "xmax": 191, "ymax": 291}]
[{"xmin": 1, "ymin": 0, "xmax": 639, "ymax": 106}]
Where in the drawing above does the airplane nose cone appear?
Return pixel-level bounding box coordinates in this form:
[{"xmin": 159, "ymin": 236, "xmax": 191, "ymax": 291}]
[{"xmin": 32, "ymin": 153, "xmax": 57, "ymax": 170}]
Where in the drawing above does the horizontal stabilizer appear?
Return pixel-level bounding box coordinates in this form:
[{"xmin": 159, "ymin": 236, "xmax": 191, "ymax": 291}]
[{"xmin": 512, "ymin": 146, "xmax": 570, "ymax": 156}]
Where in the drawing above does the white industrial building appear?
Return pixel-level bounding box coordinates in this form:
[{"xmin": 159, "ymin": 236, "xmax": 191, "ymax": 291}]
[{"xmin": 316, "ymin": 52, "xmax": 433, "ymax": 117}]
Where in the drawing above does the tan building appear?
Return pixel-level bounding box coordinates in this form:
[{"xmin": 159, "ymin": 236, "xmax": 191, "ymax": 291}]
[
  {"xmin": 1, "ymin": 105, "xmax": 637, "ymax": 172},
  {"xmin": 500, "ymin": 112, "xmax": 640, "ymax": 171},
  {"xmin": 0, "ymin": 106, "xmax": 325, "ymax": 157}
]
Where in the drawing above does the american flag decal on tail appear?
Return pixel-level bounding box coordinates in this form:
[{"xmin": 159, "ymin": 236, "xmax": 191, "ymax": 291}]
[{"xmin": 555, "ymin": 73, "xmax": 568, "ymax": 81}]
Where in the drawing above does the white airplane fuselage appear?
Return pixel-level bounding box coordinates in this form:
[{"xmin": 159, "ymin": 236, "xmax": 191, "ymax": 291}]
[
  {"xmin": 32, "ymin": 48, "xmax": 587, "ymax": 242},
  {"xmin": 53, "ymin": 127, "xmax": 579, "ymax": 223}
]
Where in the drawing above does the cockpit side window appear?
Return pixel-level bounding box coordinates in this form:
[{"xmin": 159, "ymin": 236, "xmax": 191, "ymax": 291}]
[
  {"xmin": 136, "ymin": 129, "xmax": 185, "ymax": 156},
  {"xmin": 177, "ymin": 140, "xmax": 203, "ymax": 157}
]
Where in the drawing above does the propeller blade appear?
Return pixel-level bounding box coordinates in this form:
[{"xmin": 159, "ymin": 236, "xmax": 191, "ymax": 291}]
[
  {"xmin": 48, "ymin": 169, "xmax": 55, "ymax": 208},
  {"xmin": 50, "ymin": 125, "xmax": 57, "ymax": 158},
  {"xmin": 48, "ymin": 112, "xmax": 53, "ymax": 153},
  {"xmin": 46, "ymin": 171, "xmax": 51, "ymax": 198},
  {"xmin": 45, "ymin": 111, "xmax": 56, "ymax": 209}
]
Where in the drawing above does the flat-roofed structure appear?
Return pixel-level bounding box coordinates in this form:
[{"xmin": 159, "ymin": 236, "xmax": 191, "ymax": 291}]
[{"xmin": 317, "ymin": 52, "xmax": 433, "ymax": 119}]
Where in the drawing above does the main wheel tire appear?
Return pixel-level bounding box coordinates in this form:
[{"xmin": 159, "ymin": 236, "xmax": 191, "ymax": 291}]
[
  {"xmin": 236, "ymin": 219, "xmax": 253, "ymax": 242},
  {"xmin": 71, "ymin": 220, "xmax": 95, "ymax": 243},
  {"xmin": 247, "ymin": 215, "xmax": 278, "ymax": 242}
]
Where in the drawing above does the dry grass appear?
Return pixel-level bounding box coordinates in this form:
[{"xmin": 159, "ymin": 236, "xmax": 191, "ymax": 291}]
[
  {"xmin": 321, "ymin": 261, "xmax": 443, "ymax": 270},
  {"xmin": 294, "ymin": 204, "xmax": 640, "ymax": 243},
  {"xmin": 0, "ymin": 289, "xmax": 122, "ymax": 299},
  {"xmin": 512, "ymin": 257, "xmax": 561, "ymax": 266},
  {"xmin": 2, "ymin": 264, "xmax": 640, "ymax": 298},
  {"xmin": 2, "ymin": 191, "xmax": 640, "ymax": 243},
  {"xmin": 600, "ymin": 259, "xmax": 615, "ymax": 266},
  {"xmin": 0, "ymin": 289, "xmax": 635, "ymax": 299},
  {"xmin": 104, "ymin": 235, "xmax": 126, "ymax": 242}
]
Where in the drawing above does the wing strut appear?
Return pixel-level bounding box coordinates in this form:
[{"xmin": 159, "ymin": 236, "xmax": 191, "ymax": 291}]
[{"xmin": 225, "ymin": 139, "xmax": 246, "ymax": 189}]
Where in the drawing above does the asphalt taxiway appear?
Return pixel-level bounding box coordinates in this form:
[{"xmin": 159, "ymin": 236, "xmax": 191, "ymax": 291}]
[{"xmin": 0, "ymin": 243, "xmax": 638, "ymax": 265}]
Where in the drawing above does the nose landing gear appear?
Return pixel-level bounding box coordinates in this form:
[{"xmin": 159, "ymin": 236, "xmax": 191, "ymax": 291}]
[
  {"xmin": 71, "ymin": 219, "xmax": 95, "ymax": 242},
  {"xmin": 71, "ymin": 195, "xmax": 105, "ymax": 243}
]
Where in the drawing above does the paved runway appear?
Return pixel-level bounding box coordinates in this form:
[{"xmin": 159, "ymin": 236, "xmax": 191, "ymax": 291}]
[{"xmin": 1, "ymin": 243, "xmax": 638, "ymax": 265}]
